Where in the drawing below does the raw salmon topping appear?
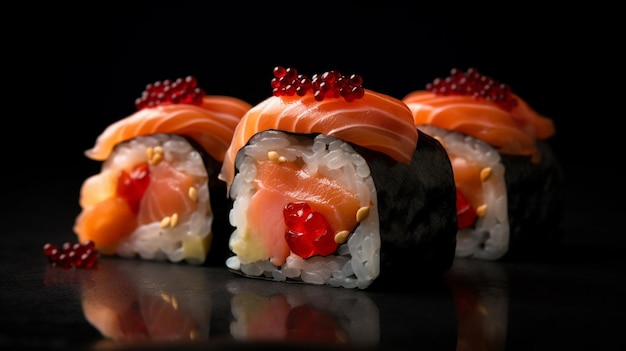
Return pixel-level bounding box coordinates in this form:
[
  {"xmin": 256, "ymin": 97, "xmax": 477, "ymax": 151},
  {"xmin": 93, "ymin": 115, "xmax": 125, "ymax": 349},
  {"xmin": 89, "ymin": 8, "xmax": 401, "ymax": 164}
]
[
  {"xmin": 427, "ymin": 68, "xmax": 518, "ymax": 111},
  {"xmin": 220, "ymin": 86, "xmax": 418, "ymax": 191},
  {"xmin": 272, "ymin": 66, "xmax": 365, "ymax": 102},
  {"xmin": 403, "ymin": 69, "xmax": 555, "ymax": 158},
  {"xmin": 135, "ymin": 76, "xmax": 205, "ymax": 109},
  {"xmin": 85, "ymin": 94, "xmax": 251, "ymax": 163}
]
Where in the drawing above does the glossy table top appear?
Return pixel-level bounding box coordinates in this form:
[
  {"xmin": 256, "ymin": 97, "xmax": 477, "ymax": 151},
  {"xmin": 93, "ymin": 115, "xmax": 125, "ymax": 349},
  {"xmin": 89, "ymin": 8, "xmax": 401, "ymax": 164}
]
[{"xmin": 2, "ymin": 173, "xmax": 623, "ymax": 351}]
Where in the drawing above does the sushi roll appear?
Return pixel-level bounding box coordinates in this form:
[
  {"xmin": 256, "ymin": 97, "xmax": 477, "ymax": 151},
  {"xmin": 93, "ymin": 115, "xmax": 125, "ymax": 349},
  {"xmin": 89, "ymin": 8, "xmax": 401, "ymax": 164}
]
[
  {"xmin": 74, "ymin": 76, "xmax": 252, "ymax": 265},
  {"xmin": 219, "ymin": 66, "xmax": 457, "ymax": 289},
  {"xmin": 402, "ymin": 68, "xmax": 565, "ymax": 260}
]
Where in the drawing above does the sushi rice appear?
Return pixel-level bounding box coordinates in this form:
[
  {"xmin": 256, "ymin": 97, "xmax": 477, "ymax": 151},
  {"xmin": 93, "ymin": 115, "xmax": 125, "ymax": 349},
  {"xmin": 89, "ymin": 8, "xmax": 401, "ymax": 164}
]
[{"xmin": 225, "ymin": 130, "xmax": 380, "ymax": 289}]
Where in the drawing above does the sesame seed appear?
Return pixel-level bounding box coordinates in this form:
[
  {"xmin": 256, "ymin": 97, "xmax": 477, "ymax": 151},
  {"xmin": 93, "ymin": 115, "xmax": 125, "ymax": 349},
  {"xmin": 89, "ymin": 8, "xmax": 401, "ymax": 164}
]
[
  {"xmin": 188, "ymin": 187, "xmax": 198, "ymax": 202},
  {"xmin": 476, "ymin": 204, "xmax": 488, "ymax": 218},
  {"xmin": 149, "ymin": 152, "xmax": 163, "ymax": 165},
  {"xmin": 480, "ymin": 167, "xmax": 492, "ymax": 182},
  {"xmin": 170, "ymin": 213, "xmax": 179, "ymax": 227},
  {"xmin": 267, "ymin": 151, "xmax": 279, "ymax": 161},
  {"xmin": 334, "ymin": 230, "xmax": 350, "ymax": 244},
  {"xmin": 356, "ymin": 206, "xmax": 370, "ymax": 222}
]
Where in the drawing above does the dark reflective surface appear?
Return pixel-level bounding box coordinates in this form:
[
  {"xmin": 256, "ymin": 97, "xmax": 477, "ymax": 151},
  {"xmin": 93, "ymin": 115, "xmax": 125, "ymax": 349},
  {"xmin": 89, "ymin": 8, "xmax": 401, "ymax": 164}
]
[{"xmin": 2, "ymin": 181, "xmax": 623, "ymax": 350}]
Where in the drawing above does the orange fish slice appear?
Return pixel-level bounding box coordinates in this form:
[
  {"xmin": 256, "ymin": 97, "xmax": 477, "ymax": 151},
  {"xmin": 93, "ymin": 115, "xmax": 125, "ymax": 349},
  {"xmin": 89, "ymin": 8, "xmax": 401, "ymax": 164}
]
[
  {"xmin": 220, "ymin": 89, "xmax": 418, "ymax": 191},
  {"xmin": 86, "ymin": 95, "xmax": 252, "ymax": 163}
]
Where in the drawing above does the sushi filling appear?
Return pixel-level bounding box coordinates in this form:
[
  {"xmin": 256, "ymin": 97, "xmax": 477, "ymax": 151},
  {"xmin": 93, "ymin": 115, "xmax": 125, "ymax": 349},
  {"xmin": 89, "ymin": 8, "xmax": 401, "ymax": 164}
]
[
  {"xmin": 419, "ymin": 125, "xmax": 509, "ymax": 260},
  {"xmin": 78, "ymin": 134, "xmax": 213, "ymax": 265},
  {"xmin": 226, "ymin": 130, "xmax": 380, "ymax": 289}
]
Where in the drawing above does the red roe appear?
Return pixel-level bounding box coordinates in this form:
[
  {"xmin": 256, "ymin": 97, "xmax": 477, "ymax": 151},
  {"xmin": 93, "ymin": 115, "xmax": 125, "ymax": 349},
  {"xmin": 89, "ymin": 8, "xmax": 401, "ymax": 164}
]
[
  {"xmin": 272, "ymin": 66, "xmax": 365, "ymax": 102},
  {"xmin": 135, "ymin": 76, "xmax": 205, "ymax": 110},
  {"xmin": 116, "ymin": 162, "xmax": 151, "ymax": 214},
  {"xmin": 426, "ymin": 67, "xmax": 518, "ymax": 111},
  {"xmin": 43, "ymin": 240, "xmax": 98, "ymax": 269},
  {"xmin": 456, "ymin": 189, "xmax": 477, "ymax": 229},
  {"xmin": 284, "ymin": 202, "xmax": 338, "ymax": 258}
]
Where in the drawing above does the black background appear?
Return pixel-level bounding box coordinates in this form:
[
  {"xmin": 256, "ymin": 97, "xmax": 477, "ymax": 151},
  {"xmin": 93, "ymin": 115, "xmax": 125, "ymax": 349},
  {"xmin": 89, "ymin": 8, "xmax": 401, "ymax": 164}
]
[
  {"xmin": 8, "ymin": 2, "xmax": 620, "ymax": 248},
  {"xmin": 2, "ymin": 2, "xmax": 624, "ymax": 350}
]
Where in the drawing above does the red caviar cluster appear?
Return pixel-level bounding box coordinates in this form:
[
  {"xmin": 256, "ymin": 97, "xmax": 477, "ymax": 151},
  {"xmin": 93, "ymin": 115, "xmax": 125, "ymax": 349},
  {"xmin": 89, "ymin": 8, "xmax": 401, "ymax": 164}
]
[
  {"xmin": 135, "ymin": 76, "xmax": 205, "ymax": 110},
  {"xmin": 43, "ymin": 240, "xmax": 99, "ymax": 269},
  {"xmin": 455, "ymin": 189, "xmax": 477, "ymax": 229},
  {"xmin": 426, "ymin": 68, "xmax": 518, "ymax": 111},
  {"xmin": 284, "ymin": 202, "xmax": 338, "ymax": 258},
  {"xmin": 117, "ymin": 162, "xmax": 151, "ymax": 214},
  {"xmin": 271, "ymin": 66, "xmax": 365, "ymax": 102}
]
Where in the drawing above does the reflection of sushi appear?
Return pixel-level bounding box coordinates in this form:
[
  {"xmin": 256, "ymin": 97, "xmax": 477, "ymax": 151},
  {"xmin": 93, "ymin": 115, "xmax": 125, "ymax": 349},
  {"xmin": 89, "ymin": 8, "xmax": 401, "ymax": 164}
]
[
  {"xmin": 445, "ymin": 258, "xmax": 508, "ymax": 351},
  {"xmin": 74, "ymin": 76, "xmax": 252, "ymax": 265},
  {"xmin": 77, "ymin": 260, "xmax": 213, "ymax": 343},
  {"xmin": 219, "ymin": 67, "xmax": 457, "ymax": 289},
  {"xmin": 226, "ymin": 278, "xmax": 379, "ymax": 347},
  {"xmin": 403, "ymin": 68, "xmax": 565, "ymax": 260}
]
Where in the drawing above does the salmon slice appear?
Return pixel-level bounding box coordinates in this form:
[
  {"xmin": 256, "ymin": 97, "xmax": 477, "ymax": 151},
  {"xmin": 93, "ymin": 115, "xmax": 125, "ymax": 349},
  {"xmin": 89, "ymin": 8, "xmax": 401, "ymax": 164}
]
[
  {"xmin": 220, "ymin": 90, "xmax": 418, "ymax": 191},
  {"xmin": 402, "ymin": 91, "xmax": 555, "ymax": 157},
  {"xmin": 74, "ymin": 196, "xmax": 137, "ymax": 255},
  {"xmin": 137, "ymin": 162, "xmax": 200, "ymax": 226},
  {"xmin": 85, "ymin": 95, "xmax": 252, "ymax": 163},
  {"xmin": 78, "ymin": 171, "xmax": 117, "ymax": 209},
  {"xmin": 255, "ymin": 161, "xmax": 361, "ymax": 233},
  {"xmin": 236, "ymin": 160, "xmax": 361, "ymax": 266}
]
